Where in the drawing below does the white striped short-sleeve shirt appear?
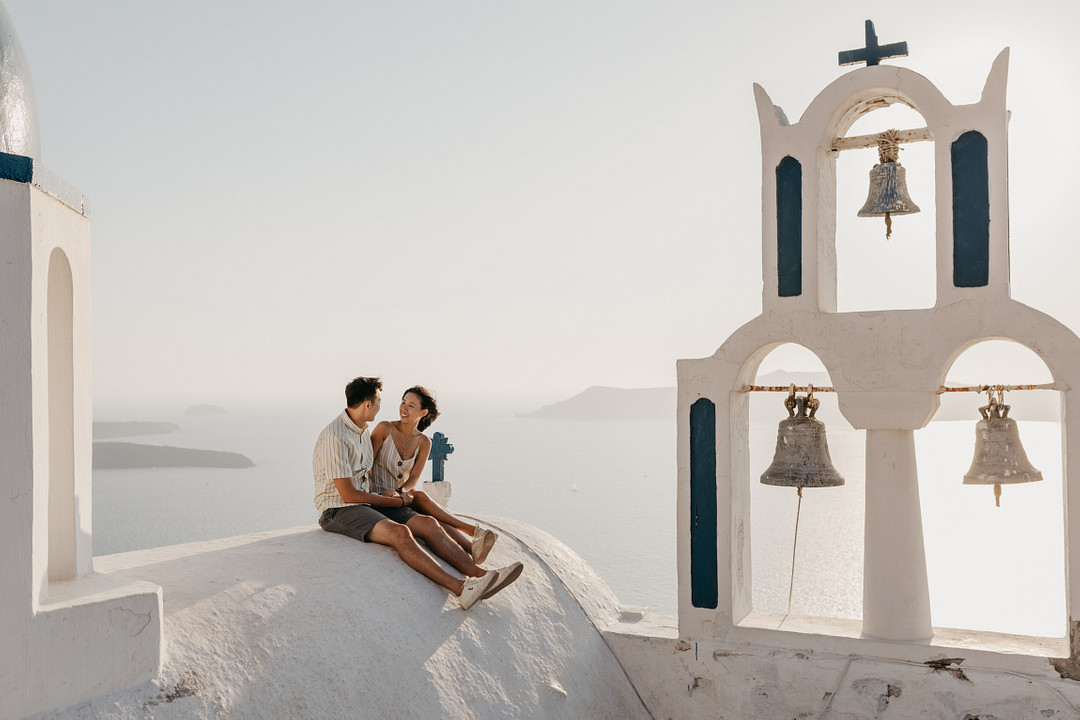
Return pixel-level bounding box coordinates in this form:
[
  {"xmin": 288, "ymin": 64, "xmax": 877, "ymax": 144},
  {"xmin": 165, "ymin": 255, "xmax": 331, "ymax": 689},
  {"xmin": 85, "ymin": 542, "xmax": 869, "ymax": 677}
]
[{"xmin": 313, "ymin": 410, "xmax": 373, "ymax": 513}]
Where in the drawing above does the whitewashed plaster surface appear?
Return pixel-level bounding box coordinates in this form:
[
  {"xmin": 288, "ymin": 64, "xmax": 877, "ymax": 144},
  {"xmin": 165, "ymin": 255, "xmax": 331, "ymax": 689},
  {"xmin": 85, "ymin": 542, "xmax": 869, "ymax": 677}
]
[
  {"xmin": 675, "ymin": 49, "xmax": 1080, "ymax": 669},
  {"xmin": 26, "ymin": 517, "xmax": 652, "ymax": 720},
  {"xmin": 607, "ymin": 628, "xmax": 1080, "ymax": 719},
  {"xmin": 1, "ymin": 180, "xmax": 162, "ymax": 720}
]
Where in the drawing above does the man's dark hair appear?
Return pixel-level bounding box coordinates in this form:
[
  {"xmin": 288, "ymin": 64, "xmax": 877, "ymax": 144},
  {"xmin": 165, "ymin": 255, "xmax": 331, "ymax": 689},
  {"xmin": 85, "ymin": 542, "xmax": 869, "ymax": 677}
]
[{"xmin": 345, "ymin": 376, "xmax": 382, "ymax": 408}]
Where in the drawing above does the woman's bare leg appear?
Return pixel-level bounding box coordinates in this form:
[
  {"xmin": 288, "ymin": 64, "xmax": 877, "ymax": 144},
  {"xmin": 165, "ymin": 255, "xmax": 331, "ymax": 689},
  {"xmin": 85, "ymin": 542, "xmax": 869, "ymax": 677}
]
[
  {"xmin": 411, "ymin": 490, "xmax": 476, "ymax": 535},
  {"xmin": 409, "ymin": 490, "xmax": 496, "ymax": 561},
  {"xmin": 405, "ymin": 515, "xmax": 485, "ymax": 578},
  {"xmin": 438, "ymin": 520, "xmax": 474, "ymax": 553}
]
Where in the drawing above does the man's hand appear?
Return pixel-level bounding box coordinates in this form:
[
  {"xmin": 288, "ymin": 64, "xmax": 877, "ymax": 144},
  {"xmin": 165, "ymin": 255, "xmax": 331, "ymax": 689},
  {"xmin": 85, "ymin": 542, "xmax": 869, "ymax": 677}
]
[{"xmin": 381, "ymin": 488, "xmax": 413, "ymax": 507}]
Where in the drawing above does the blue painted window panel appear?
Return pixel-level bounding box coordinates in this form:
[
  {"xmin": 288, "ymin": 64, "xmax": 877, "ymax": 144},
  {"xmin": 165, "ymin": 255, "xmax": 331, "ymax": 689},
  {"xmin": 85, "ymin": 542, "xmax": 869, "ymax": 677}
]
[
  {"xmin": 776, "ymin": 156, "xmax": 802, "ymax": 297},
  {"xmin": 0, "ymin": 150, "xmax": 32, "ymax": 183},
  {"xmin": 690, "ymin": 397, "xmax": 718, "ymax": 609},
  {"xmin": 952, "ymin": 131, "xmax": 989, "ymax": 288}
]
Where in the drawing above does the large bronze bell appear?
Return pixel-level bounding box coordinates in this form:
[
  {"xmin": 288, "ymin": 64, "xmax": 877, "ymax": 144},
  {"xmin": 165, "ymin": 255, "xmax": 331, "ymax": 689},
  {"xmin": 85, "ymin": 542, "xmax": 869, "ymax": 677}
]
[
  {"xmin": 761, "ymin": 387, "xmax": 846, "ymax": 489},
  {"xmin": 963, "ymin": 392, "xmax": 1042, "ymax": 507},
  {"xmin": 857, "ymin": 129, "xmax": 920, "ymax": 239}
]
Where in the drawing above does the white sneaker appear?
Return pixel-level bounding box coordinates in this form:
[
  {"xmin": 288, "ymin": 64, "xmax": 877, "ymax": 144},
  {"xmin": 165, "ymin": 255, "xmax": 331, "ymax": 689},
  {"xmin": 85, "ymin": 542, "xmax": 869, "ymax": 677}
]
[
  {"xmin": 471, "ymin": 527, "xmax": 498, "ymax": 565},
  {"xmin": 457, "ymin": 570, "xmax": 500, "ymax": 610},
  {"xmin": 481, "ymin": 561, "xmax": 523, "ymax": 600}
]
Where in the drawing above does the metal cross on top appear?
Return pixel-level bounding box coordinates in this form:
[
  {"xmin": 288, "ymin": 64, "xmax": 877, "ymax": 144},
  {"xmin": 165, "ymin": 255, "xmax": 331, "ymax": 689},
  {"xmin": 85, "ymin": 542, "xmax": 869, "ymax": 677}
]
[
  {"xmin": 428, "ymin": 431, "xmax": 455, "ymax": 483},
  {"xmin": 838, "ymin": 20, "xmax": 909, "ymax": 67}
]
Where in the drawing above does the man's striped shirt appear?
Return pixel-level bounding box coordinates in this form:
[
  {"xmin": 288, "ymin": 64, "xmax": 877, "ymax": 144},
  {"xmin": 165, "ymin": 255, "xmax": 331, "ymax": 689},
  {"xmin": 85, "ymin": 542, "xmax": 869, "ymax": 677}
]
[{"xmin": 313, "ymin": 410, "xmax": 373, "ymax": 513}]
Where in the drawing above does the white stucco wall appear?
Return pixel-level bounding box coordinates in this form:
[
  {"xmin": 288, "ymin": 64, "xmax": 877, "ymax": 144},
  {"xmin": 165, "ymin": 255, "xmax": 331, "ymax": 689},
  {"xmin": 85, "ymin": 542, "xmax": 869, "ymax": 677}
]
[
  {"xmin": 607, "ymin": 628, "xmax": 1080, "ymax": 719},
  {"xmin": 676, "ymin": 49, "xmax": 1080, "ymax": 673},
  {"xmin": 0, "ymin": 179, "xmax": 162, "ymax": 720}
]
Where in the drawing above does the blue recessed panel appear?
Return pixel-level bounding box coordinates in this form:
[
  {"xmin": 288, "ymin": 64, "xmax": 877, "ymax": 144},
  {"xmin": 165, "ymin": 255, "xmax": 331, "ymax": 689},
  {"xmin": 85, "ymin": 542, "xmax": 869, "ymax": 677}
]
[
  {"xmin": 0, "ymin": 150, "xmax": 32, "ymax": 183},
  {"xmin": 952, "ymin": 131, "xmax": 989, "ymax": 288},
  {"xmin": 690, "ymin": 397, "xmax": 718, "ymax": 609},
  {"xmin": 776, "ymin": 156, "xmax": 802, "ymax": 297}
]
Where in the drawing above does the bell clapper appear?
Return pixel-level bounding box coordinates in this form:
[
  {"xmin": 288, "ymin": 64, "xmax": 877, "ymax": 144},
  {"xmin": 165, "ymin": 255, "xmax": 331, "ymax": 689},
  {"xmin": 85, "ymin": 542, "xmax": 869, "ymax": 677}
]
[
  {"xmin": 994, "ymin": 483, "xmax": 1002, "ymax": 507},
  {"xmin": 879, "ymin": 132, "xmax": 899, "ymax": 240}
]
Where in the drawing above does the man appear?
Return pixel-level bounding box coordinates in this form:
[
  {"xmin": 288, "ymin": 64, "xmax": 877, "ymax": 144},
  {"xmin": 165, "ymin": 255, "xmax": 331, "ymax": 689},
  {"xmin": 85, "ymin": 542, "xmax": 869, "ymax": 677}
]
[{"xmin": 313, "ymin": 376, "xmax": 522, "ymax": 609}]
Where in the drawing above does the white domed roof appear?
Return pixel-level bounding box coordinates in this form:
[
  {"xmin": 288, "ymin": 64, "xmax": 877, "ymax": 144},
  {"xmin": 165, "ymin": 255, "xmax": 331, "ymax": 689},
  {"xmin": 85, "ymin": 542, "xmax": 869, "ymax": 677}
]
[
  {"xmin": 57, "ymin": 518, "xmax": 653, "ymax": 719},
  {"xmin": 0, "ymin": 2, "xmax": 39, "ymax": 160}
]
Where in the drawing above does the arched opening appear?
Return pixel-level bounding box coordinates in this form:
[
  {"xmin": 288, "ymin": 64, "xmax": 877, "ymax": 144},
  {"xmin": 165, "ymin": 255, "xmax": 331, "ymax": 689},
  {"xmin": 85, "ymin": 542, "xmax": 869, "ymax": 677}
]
[
  {"xmin": 47, "ymin": 247, "xmax": 76, "ymax": 583},
  {"xmin": 919, "ymin": 339, "xmax": 1064, "ymax": 637},
  {"xmin": 749, "ymin": 344, "xmax": 864, "ymax": 620},
  {"xmin": 834, "ymin": 104, "xmax": 936, "ymax": 312}
]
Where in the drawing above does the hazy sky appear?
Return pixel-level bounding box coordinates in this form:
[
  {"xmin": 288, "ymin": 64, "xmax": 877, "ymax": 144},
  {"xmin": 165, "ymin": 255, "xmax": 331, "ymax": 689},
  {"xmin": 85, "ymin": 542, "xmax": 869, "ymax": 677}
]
[{"xmin": 5, "ymin": 1, "xmax": 1079, "ymax": 411}]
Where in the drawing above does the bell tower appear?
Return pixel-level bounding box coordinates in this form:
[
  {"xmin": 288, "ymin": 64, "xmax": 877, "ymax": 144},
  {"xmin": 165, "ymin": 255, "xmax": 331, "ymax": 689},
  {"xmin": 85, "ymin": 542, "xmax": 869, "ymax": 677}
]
[{"xmin": 676, "ymin": 21, "xmax": 1080, "ymax": 664}]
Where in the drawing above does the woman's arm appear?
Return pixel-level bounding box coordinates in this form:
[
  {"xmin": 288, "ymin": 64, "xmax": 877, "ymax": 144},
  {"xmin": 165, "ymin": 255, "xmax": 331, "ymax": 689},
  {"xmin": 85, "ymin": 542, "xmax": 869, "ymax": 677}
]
[
  {"xmin": 400, "ymin": 435, "xmax": 432, "ymax": 492},
  {"xmin": 370, "ymin": 421, "xmax": 390, "ymax": 458},
  {"xmin": 332, "ymin": 477, "xmax": 411, "ymax": 507}
]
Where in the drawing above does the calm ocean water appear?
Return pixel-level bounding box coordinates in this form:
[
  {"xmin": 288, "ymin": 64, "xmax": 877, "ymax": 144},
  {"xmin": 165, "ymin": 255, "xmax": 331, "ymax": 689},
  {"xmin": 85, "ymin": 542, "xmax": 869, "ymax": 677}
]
[{"xmin": 93, "ymin": 399, "xmax": 1065, "ymax": 636}]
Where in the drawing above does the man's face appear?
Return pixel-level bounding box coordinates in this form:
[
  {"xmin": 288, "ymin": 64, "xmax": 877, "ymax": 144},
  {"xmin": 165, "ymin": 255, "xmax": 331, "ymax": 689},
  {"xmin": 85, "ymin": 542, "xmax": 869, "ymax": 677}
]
[{"xmin": 364, "ymin": 391, "xmax": 382, "ymax": 423}]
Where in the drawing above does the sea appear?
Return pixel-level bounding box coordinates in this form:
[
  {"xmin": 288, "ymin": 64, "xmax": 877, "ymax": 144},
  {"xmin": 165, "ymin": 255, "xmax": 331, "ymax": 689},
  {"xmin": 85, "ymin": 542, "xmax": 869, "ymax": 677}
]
[{"xmin": 92, "ymin": 399, "xmax": 1066, "ymax": 638}]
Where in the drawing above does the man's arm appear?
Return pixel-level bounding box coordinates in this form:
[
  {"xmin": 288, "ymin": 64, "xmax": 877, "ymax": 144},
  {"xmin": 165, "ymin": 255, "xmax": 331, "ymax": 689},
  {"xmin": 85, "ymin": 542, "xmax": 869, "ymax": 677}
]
[{"xmin": 333, "ymin": 477, "xmax": 412, "ymax": 507}]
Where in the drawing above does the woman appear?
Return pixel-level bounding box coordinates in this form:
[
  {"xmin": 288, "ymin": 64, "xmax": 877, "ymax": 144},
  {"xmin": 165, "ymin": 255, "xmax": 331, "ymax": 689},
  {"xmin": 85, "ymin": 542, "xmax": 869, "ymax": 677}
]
[{"xmin": 370, "ymin": 386, "xmax": 498, "ymax": 565}]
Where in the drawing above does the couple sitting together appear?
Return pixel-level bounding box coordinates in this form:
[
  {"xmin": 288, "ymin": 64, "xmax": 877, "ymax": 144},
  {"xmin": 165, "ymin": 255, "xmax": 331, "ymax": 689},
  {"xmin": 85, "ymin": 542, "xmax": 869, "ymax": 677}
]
[{"xmin": 312, "ymin": 376, "xmax": 522, "ymax": 609}]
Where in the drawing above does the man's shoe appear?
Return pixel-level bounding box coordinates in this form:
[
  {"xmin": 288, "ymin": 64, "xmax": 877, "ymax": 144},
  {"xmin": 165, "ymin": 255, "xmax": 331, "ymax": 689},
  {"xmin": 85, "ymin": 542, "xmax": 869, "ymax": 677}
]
[
  {"xmin": 457, "ymin": 570, "xmax": 500, "ymax": 610},
  {"xmin": 471, "ymin": 527, "xmax": 497, "ymax": 565},
  {"xmin": 482, "ymin": 561, "xmax": 523, "ymax": 600}
]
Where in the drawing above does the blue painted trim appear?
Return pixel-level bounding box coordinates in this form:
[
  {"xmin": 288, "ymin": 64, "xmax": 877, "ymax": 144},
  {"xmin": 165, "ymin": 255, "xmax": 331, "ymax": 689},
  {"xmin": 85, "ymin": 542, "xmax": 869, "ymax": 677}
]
[
  {"xmin": 951, "ymin": 131, "xmax": 989, "ymax": 288},
  {"xmin": 690, "ymin": 397, "xmax": 718, "ymax": 609},
  {"xmin": 776, "ymin": 156, "xmax": 802, "ymax": 297},
  {"xmin": 0, "ymin": 150, "xmax": 32, "ymax": 183}
]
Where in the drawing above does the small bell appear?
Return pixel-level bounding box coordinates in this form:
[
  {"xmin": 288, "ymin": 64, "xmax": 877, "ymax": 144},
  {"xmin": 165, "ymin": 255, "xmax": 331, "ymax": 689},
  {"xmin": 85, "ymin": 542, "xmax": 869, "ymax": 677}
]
[
  {"xmin": 857, "ymin": 129, "xmax": 920, "ymax": 239},
  {"xmin": 761, "ymin": 386, "xmax": 846, "ymax": 489},
  {"xmin": 963, "ymin": 390, "xmax": 1042, "ymax": 507}
]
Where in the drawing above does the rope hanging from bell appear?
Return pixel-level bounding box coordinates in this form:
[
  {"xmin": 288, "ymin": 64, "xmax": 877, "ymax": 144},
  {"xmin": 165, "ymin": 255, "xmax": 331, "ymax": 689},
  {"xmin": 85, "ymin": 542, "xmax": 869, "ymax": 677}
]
[
  {"xmin": 760, "ymin": 385, "xmax": 845, "ymax": 615},
  {"xmin": 857, "ymin": 128, "xmax": 921, "ymax": 239}
]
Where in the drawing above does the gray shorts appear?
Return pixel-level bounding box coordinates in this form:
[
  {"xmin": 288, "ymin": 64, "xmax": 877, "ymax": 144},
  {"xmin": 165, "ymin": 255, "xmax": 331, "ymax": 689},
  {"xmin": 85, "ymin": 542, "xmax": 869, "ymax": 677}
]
[{"xmin": 319, "ymin": 504, "xmax": 419, "ymax": 542}]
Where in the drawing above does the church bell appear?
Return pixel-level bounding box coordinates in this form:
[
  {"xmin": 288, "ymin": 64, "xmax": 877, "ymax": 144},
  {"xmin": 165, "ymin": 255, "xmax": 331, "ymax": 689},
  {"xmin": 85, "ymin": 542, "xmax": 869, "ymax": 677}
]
[
  {"xmin": 963, "ymin": 391, "xmax": 1042, "ymax": 507},
  {"xmin": 857, "ymin": 129, "xmax": 920, "ymax": 239},
  {"xmin": 761, "ymin": 387, "xmax": 846, "ymax": 489}
]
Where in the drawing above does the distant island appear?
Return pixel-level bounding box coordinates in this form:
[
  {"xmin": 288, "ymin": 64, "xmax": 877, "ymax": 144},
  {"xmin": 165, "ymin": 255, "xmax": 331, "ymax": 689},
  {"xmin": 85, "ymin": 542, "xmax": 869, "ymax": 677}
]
[
  {"xmin": 183, "ymin": 404, "xmax": 228, "ymax": 416},
  {"xmin": 523, "ymin": 386, "xmax": 675, "ymax": 420},
  {"xmin": 93, "ymin": 442, "xmax": 254, "ymax": 469},
  {"xmin": 92, "ymin": 421, "xmax": 180, "ymax": 439}
]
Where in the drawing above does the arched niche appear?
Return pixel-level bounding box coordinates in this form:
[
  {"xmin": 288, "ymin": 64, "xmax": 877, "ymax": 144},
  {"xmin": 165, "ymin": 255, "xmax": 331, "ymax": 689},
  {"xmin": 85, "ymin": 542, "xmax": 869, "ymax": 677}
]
[
  {"xmin": 47, "ymin": 246, "xmax": 76, "ymax": 583},
  {"xmin": 834, "ymin": 104, "xmax": 936, "ymax": 312},
  {"xmin": 743, "ymin": 344, "xmax": 864, "ymax": 621},
  {"xmin": 918, "ymin": 338, "xmax": 1064, "ymax": 637}
]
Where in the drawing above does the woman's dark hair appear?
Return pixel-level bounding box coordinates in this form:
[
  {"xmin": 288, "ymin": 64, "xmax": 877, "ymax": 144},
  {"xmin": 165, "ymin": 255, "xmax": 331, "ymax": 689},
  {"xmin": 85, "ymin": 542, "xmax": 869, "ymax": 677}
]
[
  {"xmin": 345, "ymin": 376, "xmax": 382, "ymax": 408},
  {"xmin": 404, "ymin": 385, "xmax": 439, "ymax": 431}
]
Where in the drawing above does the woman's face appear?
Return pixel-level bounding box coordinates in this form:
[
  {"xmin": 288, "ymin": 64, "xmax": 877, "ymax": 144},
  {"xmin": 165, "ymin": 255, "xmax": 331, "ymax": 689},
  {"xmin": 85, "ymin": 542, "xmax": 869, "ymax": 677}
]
[{"xmin": 399, "ymin": 392, "xmax": 429, "ymax": 424}]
